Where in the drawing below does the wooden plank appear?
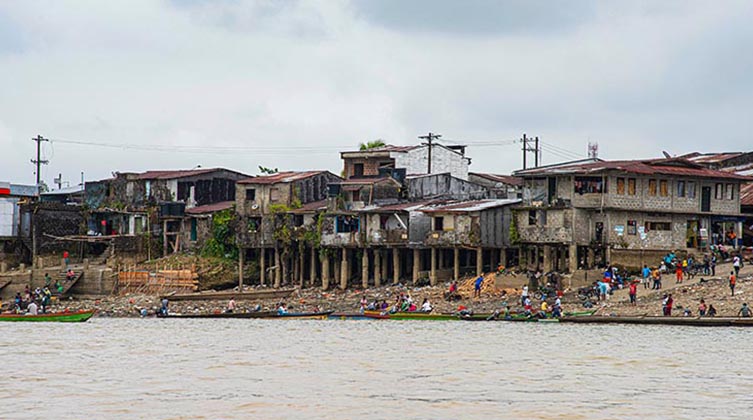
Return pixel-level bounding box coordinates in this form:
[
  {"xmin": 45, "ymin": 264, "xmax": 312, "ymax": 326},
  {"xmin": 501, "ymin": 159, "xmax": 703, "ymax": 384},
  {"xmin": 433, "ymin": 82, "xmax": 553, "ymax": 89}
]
[{"xmin": 164, "ymin": 289, "xmax": 296, "ymax": 301}]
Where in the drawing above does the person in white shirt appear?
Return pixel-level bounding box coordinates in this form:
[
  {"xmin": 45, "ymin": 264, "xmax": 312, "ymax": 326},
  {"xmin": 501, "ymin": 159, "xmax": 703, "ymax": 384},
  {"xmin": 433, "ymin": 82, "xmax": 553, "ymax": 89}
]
[
  {"xmin": 27, "ymin": 301, "xmax": 38, "ymax": 316},
  {"xmin": 733, "ymin": 255, "xmax": 741, "ymax": 277},
  {"xmin": 521, "ymin": 285, "xmax": 529, "ymax": 307},
  {"xmin": 420, "ymin": 298, "xmax": 432, "ymax": 313},
  {"xmin": 227, "ymin": 298, "xmax": 236, "ymax": 313}
]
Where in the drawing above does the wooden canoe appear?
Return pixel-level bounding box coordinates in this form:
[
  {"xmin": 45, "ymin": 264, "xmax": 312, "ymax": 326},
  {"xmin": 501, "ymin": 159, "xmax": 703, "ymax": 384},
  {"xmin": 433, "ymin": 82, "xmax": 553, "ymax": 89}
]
[
  {"xmin": 329, "ymin": 312, "xmax": 390, "ymax": 320},
  {"xmin": 559, "ymin": 316, "xmax": 753, "ymax": 327},
  {"xmin": 0, "ymin": 309, "xmax": 95, "ymax": 323}
]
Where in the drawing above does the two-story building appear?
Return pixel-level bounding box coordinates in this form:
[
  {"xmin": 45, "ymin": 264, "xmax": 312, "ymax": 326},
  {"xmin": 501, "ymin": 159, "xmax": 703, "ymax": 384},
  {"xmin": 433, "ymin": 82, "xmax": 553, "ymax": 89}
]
[
  {"xmin": 340, "ymin": 143, "xmax": 471, "ymax": 181},
  {"xmin": 235, "ymin": 170, "xmax": 342, "ymax": 288},
  {"xmin": 514, "ymin": 158, "xmax": 750, "ymax": 271}
]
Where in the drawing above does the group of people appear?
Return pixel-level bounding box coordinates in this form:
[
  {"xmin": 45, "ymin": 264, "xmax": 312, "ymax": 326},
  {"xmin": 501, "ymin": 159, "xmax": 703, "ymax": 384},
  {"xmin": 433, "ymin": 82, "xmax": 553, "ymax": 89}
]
[
  {"xmin": 13, "ymin": 284, "xmax": 53, "ymax": 315},
  {"xmin": 359, "ymin": 293, "xmax": 434, "ymax": 314}
]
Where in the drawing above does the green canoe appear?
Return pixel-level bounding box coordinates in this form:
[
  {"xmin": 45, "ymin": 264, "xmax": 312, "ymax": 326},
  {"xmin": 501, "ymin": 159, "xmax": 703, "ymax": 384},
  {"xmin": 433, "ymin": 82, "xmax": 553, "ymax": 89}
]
[{"xmin": 0, "ymin": 310, "xmax": 95, "ymax": 322}]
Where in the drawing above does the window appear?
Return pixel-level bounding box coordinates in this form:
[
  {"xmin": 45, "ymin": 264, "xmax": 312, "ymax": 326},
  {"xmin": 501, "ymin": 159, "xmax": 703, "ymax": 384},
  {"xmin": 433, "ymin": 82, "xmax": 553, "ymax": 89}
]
[
  {"xmin": 353, "ymin": 163, "xmax": 364, "ymax": 177},
  {"xmin": 659, "ymin": 180, "xmax": 668, "ymax": 197},
  {"xmin": 245, "ymin": 188, "xmax": 256, "ymax": 201},
  {"xmin": 616, "ymin": 178, "xmax": 625, "ymax": 195},
  {"xmin": 293, "ymin": 215, "xmax": 304, "ymax": 227},
  {"xmin": 726, "ymin": 184, "xmax": 734, "ymax": 200},
  {"xmin": 715, "ymin": 183, "xmax": 723, "ymax": 199},
  {"xmin": 434, "ymin": 216, "xmax": 444, "ymax": 231},
  {"xmin": 627, "ymin": 220, "xmax": 637, "ymax": 235},
  {"xmin": 528, "ymin": 210, "xmax": 537, "ymax": 226},
  {"xmin": 648, "ymin": 179, "xmax": 657, "ymax": 196},
  {"xmin": 687, "ymin": 182, "xmax": 696, "ymax": 199},
  {"xmin": 628, "ymin": 178, "xmax": 636, "ymax": 195},
  {"xmin": 247, "ymin": 217, "xmax": 262, "ymax": 232},
  {"xmin": 269, "ymin": 187, "xmax": 280, "ymax": 202},
  {"xmin": 336, "ymin": 215, "xmax": 359, "ymax": 233},
  {"xmin": 645, "ymin": 221, "xmax": 671, "ymax": 231},
  {"xmin": 190, "ymin": 218, "xmax": 197, "ymax": 242},
  {"xmin": 677, "ymin": 181, "xmax": 685, "ymax": 197},
  {"xmin": 574, "ymin": 176, "xmax": 605, "ymax": 194}
]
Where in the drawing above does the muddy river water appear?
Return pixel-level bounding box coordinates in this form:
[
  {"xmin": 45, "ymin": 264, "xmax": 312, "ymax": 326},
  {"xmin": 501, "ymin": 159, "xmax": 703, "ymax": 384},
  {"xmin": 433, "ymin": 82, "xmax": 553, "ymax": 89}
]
[{"xmin": 2, "ymin": 318, "xmax": 752, "ymax": 419}]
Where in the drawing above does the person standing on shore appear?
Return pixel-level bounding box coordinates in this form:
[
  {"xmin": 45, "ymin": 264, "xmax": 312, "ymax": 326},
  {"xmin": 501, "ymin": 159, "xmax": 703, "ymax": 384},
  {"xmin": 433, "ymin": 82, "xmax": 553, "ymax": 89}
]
[
  {"xmin": 698, "ymin": 299, "xmax": 707, "ymax": 316},
  {"xmin": 729, "ymin": 271, "xmax": 736, "ymax": 296},
  {"xmin": 733, "ymin": 255, "xmax": 741, "ymax": 277},
  {"xmin": 474, "ymin": 274, "xmax": 484, "ymax": 298},
  {"xmin": 642, "ymin": 265, "xmax": 651, "ymax": 289},
  {"xmin": 227, "ymin": 297, "xmax": 236, "ymax": 313},
  {"xmin": 675, "ymin": 265, "xmax": 684, "ymax": 284},
  {"xmin": 711, "ymin": 255, "xmax": 717, "ymax": 276},
  {"xmin": 63, "ymin": 250, "xmax": 69, "ymax": 270},
  {"xmin": 521, "ymin": 285, "xmax": 529, "ymax": 306},
  {"xmin": 666, "ymin": 294, "xmax": 674, "ymax": 316},
  {"xmin": 628, "ymin": 281, "xmax": 638, "ymax": 306}
]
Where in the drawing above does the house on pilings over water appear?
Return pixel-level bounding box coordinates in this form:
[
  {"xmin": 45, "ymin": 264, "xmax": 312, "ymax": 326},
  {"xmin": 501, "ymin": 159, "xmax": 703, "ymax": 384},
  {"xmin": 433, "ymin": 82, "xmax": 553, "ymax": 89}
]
[
  {"xmin": 513, "ymin": 156, "xmax": 751, "ymax": 272},
  {"xmin": 236, "ymin": 143, "xmax": 523, "ymax": 290}
]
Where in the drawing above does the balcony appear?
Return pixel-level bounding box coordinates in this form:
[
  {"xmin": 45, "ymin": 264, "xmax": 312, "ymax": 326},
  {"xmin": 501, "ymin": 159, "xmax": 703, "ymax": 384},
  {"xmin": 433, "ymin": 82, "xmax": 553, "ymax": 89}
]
[{"xmin": 365, "ymin": 228, "xmax": 409, "ymax": 246}]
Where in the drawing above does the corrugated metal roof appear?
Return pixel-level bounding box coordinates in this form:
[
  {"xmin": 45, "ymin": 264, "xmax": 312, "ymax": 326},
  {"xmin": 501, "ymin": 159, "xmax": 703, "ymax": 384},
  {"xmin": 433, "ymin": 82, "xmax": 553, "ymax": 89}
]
[
  {"xmin": 516, "ymin": 158, "xmax": 751, "ymax": 181},
  {"xmin": 340, "ymin": 177, "xmax": 401, "ymax": 185},
  {"xmin": 741, "ymin": 184, "xmax": 753, "ymax": 207},
  {"xmin": 683, "ymin": 152, "xmax": 745, "ymax": 164},
  {"xmin": 185, "ymin": 201, "xmax": 234, "ymax": 215},
  {"xmin": 341, "ymin": 144, "xmax": 420, "ymax": 155},
  {"xmin": 237, "ymin": 171, "xmax": 329, "ymax": 185},
  {"xmin": 41, "ymin": 185, "xmax": 84, "ymax": 195},
  {"xmin": 363, "ymin": 200, "xmax": 440, "ymax": 212},
  {"xmin": 470, "ymin": 173, "xmax": 523, "ymax": 186},
  {"xmin": 137, "ymin": 168, "xmax": 246, "ymax": 180},
  {"xmin": 421, "ymin": 199, "xmax": 521, "ymax": 213},
  {"xmin": 289, "ymin": 199, "xmax": 328, "ymax": 214}
]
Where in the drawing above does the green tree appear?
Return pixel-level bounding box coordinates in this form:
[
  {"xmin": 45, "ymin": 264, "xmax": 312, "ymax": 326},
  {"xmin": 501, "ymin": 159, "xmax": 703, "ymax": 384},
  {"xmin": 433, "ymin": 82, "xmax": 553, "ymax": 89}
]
[
  {"xmin": 359, "ymin": 139, "xmax": 386, "ymax": 150},
  {"xmin": 258, "ymin": 166, "xmax": 279, "ymax": 175}
]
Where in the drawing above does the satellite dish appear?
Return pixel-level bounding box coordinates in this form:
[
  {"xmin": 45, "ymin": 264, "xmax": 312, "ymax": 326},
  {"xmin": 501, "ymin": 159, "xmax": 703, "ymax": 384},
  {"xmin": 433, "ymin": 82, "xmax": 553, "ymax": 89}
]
[{"xmin": 251, "ymin": 204, "xmax": 259, "ymax": 210}]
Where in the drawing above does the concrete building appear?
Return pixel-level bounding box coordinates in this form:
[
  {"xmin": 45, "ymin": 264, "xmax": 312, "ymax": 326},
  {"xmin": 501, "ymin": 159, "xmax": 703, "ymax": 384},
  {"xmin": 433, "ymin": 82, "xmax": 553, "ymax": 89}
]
[
  {"xmin": 340, "ymin": 143, "xmax": 471, "ymax": 181},
  {"xmin": 514, "ymin": 157, "xmax": 751, "ymax": 271}
]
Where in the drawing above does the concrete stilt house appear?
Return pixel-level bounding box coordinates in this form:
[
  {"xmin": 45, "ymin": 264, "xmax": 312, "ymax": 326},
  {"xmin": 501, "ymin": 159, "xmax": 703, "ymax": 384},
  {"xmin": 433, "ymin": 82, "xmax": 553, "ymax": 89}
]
[{"xmin": 513, "ymin": 157, "xmax": 751, "ymax": 271}]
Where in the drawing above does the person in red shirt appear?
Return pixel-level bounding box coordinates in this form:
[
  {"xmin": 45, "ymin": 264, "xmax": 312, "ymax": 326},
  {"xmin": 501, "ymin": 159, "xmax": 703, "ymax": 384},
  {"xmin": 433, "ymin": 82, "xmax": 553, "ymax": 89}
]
[
  {"xmin": 628, "ymin": 281, "xmax": 638, "ymax": 306},
  {"xmin": 730, "ymin": 271, "xmax": 737, "ymax": 296},
  {"xmin": 63, "ymin": 250, "xmax": 69, "ymax": 269},
  {"xmin": 675, "ymin": 266, "xmax": 683, "ymax": 283}
]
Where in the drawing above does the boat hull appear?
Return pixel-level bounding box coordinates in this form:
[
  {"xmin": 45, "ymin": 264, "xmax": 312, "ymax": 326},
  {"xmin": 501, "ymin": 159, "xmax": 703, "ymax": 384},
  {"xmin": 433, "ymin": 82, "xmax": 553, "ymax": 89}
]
[{"xmin": 0, "ymin": 310, "xmax": 95, "ymax": 322}]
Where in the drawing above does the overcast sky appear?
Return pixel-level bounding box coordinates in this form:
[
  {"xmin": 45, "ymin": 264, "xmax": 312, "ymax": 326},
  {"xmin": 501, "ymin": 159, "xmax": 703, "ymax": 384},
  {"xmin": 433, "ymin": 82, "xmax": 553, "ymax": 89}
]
[{"xmin": 1, "ymin": 0, "xmax": 752, "ymax": 186}]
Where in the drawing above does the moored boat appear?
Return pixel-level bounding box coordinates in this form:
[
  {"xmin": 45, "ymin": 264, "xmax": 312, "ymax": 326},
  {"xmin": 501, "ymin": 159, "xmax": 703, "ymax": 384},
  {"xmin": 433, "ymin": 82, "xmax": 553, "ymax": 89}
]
[
  {"xmin": 0, "ymin": 309, "xmax": 95, "ymax": 323},
  {"xmin": 165, "ymin": 310, "xmax": 333, "ymax": 319},
  {"xmin": 329, "ymin": 312, "xmax": 389, "ymax": 320}
]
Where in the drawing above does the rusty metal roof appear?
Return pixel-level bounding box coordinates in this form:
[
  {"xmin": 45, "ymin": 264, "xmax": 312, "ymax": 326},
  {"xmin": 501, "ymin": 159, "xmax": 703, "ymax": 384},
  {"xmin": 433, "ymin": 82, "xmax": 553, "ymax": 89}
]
[
  {"xmin": 421, "ymin": 199, "xmax": 521, "ymax": 213},
  {"xmin": 136, "ymin": 168, "xmax": 247, "ymax": 180},
  {"xmin": 470, "ymin": 172, "xmax": 523, "ymax": 186},
  {"xmin": 681, "ymin": 152, "xmax": 746, "ymax": 164},
  {"xmin": 185, "ymin": 201, "xmax": 234, "ymax": 215},
  {"xmin": 516, "ymin": 158, "xmax": 751, "ymax": 181},
  {"xmin": 741, "ymin": 184, "xmax": 753, "ymax": 207},
  {"xmin": 237, "ymin": 171, "xmax": 331, "ymax": 185},
  {"xmin": 289, "ymin": 199, "xmax": 328, "ymax": 214}
]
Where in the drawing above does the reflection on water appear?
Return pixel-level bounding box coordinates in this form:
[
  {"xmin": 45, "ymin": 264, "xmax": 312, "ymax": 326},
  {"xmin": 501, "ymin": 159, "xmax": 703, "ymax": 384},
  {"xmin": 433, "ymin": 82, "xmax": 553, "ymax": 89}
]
[{"xmin": 1, "ymin": 319, "xmax": 752, "ymax": 419}]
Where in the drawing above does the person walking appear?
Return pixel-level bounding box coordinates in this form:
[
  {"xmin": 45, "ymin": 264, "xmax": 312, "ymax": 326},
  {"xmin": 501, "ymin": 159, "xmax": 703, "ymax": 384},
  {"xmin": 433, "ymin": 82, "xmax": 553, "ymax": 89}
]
[
  {"xmin": 733, "ymin": 255, "xmax": 741, "ymax": 278},
  {"xmin": 729, "ymin": 271, "xmax": 737, "ymax": 297},
  {"xmin": 473, "ymin": 274, "xmax": 484, "ymax": 298},
  {"xmin": 628, "ymin": 281, "xmax": 638, "ymax": 306},
  {"xmin": 710, "ymin": 255, "xmax": 717, "ymax": 276}
]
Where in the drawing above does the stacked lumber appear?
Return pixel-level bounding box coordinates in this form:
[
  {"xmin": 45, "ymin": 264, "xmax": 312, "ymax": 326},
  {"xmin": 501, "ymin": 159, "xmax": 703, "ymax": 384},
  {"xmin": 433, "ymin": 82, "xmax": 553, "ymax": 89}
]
[
  {"xmin": 456, "ymin": 273, "xmax": 516, "ymax": 298},
  {"xmin": 118, "ymin": 269, "xmax": 198, "ymax": 295}
]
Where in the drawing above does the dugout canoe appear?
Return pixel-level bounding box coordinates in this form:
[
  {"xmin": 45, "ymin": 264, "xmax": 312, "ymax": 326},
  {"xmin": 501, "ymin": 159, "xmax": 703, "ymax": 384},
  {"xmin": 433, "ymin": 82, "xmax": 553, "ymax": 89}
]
[
  {"xmin": 559, "ymin": 316, "xmax": 753, "ymax": 327},
  {"xmin": 165, "ymin": 310, "xmax": 333, "ymax": 320},
  {"xmin": 0, "ymin": 309, "xmax": 95, "ymax": 323},
  {"xmin": 329, "ymin": 312, "xmax": 390, "ymax": 320}
]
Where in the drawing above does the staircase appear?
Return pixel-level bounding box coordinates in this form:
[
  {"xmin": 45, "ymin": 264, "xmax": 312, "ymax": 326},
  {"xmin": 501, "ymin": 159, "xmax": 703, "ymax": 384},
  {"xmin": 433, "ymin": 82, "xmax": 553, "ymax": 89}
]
[{"xmin": 54, "ymin": 271, "xmax": 83, "ymax": 296}]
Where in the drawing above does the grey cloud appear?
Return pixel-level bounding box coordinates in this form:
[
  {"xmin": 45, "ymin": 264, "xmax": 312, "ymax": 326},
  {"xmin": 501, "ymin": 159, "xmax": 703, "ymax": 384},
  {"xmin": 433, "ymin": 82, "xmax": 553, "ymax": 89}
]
[{"xmin": 350, "ymin": 0, "xmax": 597, "ymax": 36}]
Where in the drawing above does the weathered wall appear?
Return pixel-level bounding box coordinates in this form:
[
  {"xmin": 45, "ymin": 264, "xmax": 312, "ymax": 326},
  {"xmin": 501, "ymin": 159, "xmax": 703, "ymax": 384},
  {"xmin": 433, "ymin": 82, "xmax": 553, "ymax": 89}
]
[
  {"xmin": 406, "ymin": 173, "xmax": 488, "ymax": 201},
  {"xmin": 393, "ymin": 146, "xmax": 469, "ymax": 180}
]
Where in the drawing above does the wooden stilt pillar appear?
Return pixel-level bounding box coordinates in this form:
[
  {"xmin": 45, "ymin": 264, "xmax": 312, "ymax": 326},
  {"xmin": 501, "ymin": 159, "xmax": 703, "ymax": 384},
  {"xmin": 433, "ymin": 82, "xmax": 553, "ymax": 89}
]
[
  {"xmin": 476, "ymin": 247, "xmax": 483, "ymax": 275},
  {"xmin": 310, "ymin": 247, "xmax": 317, "ymax": 287},
  {"xmin": 430, "ymin": 248, "xmax": 437, "ymax": 286},
  {"xmin": 322, "ymin": 254, "xmax": 330, "ymax": 290},
  {"xmin": 392, "ymin": 248, "xmax": 400, "ymax": 285},
  {"xmin": 362, "ymin": 249, "xmax": 369, "ymax": 289},
  {"xmin": 374, "ymin": 249, "xmax": 382, "ymax": 287},
  {"xmin": 340, "ymin": 248, "xmax": 348, "ymax": 290},
  {"xmin": 238, "ymin": 247, "xmax": 244, "ymax": 291},
  {"xmin": 298, "ymin": 247, "xmax": 305, "ymax": 287},
  {"xmin": 453, "ymin": 247, "xmax": 460, "ymax": 281},
  {"xmin": 260, "ymin": 247, "xmax": 266, "ymax": 286},
  {"xmin": 381, "ymin": 250, "xmax": 387, "ymax": 284},
  {"xmin": 412, "ymin": 248, "xmax": 420, "ymax": 284},
  {"xmin": 274, "ymin": 247, "xmax": 281, "ymax": 288}
]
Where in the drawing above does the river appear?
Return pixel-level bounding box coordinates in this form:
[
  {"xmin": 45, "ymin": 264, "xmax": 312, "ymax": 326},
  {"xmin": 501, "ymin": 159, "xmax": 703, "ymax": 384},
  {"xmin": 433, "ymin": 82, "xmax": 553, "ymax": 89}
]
[{"xmin": 2, "ymin": 318, "xmax": 752, "ymax": 419}]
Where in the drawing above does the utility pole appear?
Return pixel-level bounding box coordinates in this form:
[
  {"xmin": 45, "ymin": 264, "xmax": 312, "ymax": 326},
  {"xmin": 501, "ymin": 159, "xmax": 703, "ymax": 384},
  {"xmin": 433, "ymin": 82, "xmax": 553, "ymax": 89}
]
[
  {"xmin": 31, "ymin": 135, "xmax": 49, "ymax": 194},
  {"xmin": 418, "ymin": 132, "xmax": 442, "ymax": 175},
  {"xmin": 521, "ymin": 133, "xmax": 541, "ymax": 170}
]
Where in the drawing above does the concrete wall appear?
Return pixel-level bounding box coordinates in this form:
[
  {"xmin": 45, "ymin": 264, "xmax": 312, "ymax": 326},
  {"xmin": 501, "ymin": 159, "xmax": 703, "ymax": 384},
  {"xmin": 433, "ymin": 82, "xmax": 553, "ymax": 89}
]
[
  {"xmin": 393, "ymin": 146, "xmax": 470, "ymax": 181},
  {"xmin": 406, "ymin": 173, "xmax": 488, "ymax": 200}
]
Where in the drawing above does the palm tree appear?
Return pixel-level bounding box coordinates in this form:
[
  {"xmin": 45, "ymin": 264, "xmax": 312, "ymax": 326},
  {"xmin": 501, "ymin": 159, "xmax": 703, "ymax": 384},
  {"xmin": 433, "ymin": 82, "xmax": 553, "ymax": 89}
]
[{"xmin": 359, "ymin": 139, "xmax": 386, "ymax": 150}]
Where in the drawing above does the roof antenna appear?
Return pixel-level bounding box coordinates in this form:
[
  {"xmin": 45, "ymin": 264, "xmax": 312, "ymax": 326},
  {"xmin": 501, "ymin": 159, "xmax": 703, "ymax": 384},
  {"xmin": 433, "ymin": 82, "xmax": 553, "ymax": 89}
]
[{"xmin": 662, "ymin": 151, "xmax": 671, "ymax": 158}]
